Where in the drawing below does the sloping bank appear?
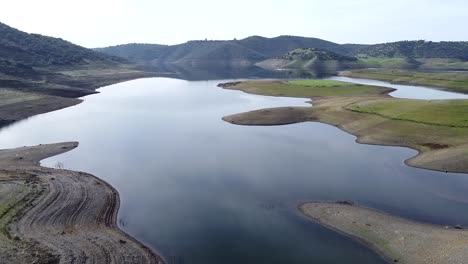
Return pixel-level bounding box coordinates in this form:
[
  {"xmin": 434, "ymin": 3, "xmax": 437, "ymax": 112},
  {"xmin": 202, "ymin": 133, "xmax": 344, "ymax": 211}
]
[
  {"xmin": 0, "ymin": 142, "xmax": 163, "ymax": 264},
  {"xmin": 0, "ymin": 65, "xmax": 169, "ymax": 127}
]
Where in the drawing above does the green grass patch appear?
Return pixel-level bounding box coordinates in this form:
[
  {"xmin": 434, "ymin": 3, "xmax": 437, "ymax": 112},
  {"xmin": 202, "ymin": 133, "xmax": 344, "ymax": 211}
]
[
  {"xmin": 288, "ymin": 80, "xmax": 349, "ymax": 87},
  {"xmin": 348, "ymin": 99, "xmax": 468, "ymax": 127},
  {"xmin": 357, "ymin": 57, "xmax": 412, "ymax": 68},
  {"xmin": 236, "ymin": 80, "xmax": 389, "ymax": 98}
]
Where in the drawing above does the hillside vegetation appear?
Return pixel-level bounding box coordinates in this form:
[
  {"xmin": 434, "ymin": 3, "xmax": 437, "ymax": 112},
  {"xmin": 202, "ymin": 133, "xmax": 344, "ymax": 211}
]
[
  {"xmin": 256, "ymin": 48, "xmax": 358, "ymax": 77},
  {"xmin": 96, "ymin": 36, "xmax": 351, "ymax": 65},
  {"xmin": 281, "ymin": 48, "xmax": 356, "ymax": 61},
  {"xmin": 0, "ymin": 22, "xmax": 124, "ymax": 67},
  {"xmin": 97, "ymin": 37, "xmax": 468, "ymax": 74},
  {"xmin": 351, "ymin": 40, "xmax": 468, "ymax": 60}
]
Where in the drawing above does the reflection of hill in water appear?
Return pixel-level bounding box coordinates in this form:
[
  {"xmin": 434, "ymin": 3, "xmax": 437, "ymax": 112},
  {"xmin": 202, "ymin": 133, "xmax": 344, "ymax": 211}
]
[{"xmin": 144, "ymin": 63, "xmax": 298, "ymax": 81}]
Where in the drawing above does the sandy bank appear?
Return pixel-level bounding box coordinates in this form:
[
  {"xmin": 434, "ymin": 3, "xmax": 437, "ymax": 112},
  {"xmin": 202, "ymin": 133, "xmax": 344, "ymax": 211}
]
[
  {"xmin": 0, "ymin": 142, "xmax": 163, "ymax": 264},
  {"xmin": 300, "ymin": 202, "xmax": 468, "ymax": 264}
]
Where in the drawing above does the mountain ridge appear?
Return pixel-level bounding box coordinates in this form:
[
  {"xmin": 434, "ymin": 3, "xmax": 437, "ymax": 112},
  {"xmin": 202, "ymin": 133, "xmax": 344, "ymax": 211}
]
[{"xmin": 96, "ymin": 37, "xmax": 468, "ymax": 67}]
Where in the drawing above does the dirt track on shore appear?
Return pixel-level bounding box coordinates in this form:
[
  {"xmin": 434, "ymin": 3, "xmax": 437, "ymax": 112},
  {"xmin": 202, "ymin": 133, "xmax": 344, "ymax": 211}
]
[{"xmin": 0, "ymin": 142, "xmax": 163, "ymax": 264}]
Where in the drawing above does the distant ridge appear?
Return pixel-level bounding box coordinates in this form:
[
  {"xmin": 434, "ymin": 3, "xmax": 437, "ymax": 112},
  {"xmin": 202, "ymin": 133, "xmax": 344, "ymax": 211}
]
[
  {"xmin": 95, "ymin": 35, "xmax": 351, "ymax": 65},
  {"xmin": 96, "ymin": 37, "xmax": 468, "ymax": 66},
  {"xmin": 349, "ymin": 40, "xmax": 468, "ymax": 60}
]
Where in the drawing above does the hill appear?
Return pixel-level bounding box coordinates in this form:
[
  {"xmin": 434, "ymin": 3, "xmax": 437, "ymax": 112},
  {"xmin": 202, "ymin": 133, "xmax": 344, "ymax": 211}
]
[
  {"xmin": 351, "ymin": 40, "xmax": 468, "ymax": 60},
  {"xmin": 0, "ymin": 21, "xmax": 161, "ymax": 126},
  {"xmin": 97, "ymin": 38, "xmax": 468, "ymax": 71},
  {"xmin": 280, "ymin": 48, "xmax": 356, "ymax": 61},
  {"xmin": 94, "ymin": 43, "xmax": 170, "ymax": 63},
  {"xmin": 0, "ymin": 22, "xmax": 125, "ymax": 67},
  {"xmin": 96, "ymin": 36, "xmax": 352, "ymax": 66},
  {"xmin": 256, "ymin": 48, "xmax": 357, "ymax": 77}
]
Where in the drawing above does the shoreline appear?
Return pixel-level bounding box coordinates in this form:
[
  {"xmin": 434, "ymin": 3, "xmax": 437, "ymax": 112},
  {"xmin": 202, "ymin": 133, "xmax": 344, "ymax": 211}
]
[
  {"xmin": 0, "ymin": 70, "xmax": 168, "ymax": 263},
  {"xmin": 339, "ymin": 69, "xmax": 468, "ymax": 94},
  {"xmin": 221, "ymin": 79, "xmax": 468, "ymax": 263},
  {"xmin": 0, "ymin": 142, "xmax": 164, "ymax": 263},
  {"xmin": 220, "ymin": 81, "xmax": 468, "ymax": 174},
  {"xmin": 299, "ymin": 202, "xmax": 468, "ymax": 264},
  {"xmin": 0, "ymin": 65, "xmax": 172, "ymax": 128}
]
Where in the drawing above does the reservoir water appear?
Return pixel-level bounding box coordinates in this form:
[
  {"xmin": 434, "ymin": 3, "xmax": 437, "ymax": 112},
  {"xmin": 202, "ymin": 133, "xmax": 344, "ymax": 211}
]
[
  {"xmin": 1, "ymin": 77, "xmax": 467, "ymax": 264},
  {"xmin": 328, "ymin": 76, "xmax": 468, "ymax": 100}
]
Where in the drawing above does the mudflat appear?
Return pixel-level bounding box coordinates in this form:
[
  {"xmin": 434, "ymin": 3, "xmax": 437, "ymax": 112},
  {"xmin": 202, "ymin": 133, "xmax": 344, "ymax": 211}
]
[{"xmin": 0, "ymin": 142, "xmax": 163, "ymax": 264}]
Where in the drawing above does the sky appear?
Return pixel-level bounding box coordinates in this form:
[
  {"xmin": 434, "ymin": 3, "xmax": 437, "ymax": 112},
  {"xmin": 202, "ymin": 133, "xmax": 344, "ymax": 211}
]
[{"xmin": 1, "ymin": 0, "xmax": 467, "ymax": 48}]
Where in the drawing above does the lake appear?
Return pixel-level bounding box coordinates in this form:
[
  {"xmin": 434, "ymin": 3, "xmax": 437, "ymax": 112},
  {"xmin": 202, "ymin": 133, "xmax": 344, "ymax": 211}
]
[{"xmin": 1, "ymin": 77, "xmax": 467, "ymax": 264}]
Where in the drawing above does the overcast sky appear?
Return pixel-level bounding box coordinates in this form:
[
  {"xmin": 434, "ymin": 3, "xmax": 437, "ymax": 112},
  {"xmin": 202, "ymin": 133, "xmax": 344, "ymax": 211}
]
[{"xmin": 1, "ymin": 0, "xmax": 467, "ymax": 48}]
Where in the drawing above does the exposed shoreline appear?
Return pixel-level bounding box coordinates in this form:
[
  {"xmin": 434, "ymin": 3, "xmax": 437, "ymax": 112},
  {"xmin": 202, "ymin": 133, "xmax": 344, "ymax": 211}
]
[
  {"xmin": 221, "ymin": 80, "xmax": 468, "ymax": 263},
  {"xmin": 0, "ymin": 69, "xmax": 168, "ymax": 263},
  {"xmin": 300, "ymin": 202, "xmax": 468, "ymax": 264},
  {"xmin": 0, "ymin": 66, "xmax": 170, "ymax": 127},
  {"xmin": 0, "ymin": 142, "xmax": 164, "ymax": 263},
  {"xmin": 220, "ymin": 81, "xmax": 468, "ymax": 174}
]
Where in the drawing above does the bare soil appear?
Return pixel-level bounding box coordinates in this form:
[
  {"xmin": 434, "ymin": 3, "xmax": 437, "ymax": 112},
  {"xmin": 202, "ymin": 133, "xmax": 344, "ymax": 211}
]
[{"xmin": 0, "ymin": 142, "xmax": 164, "ymax": 264}]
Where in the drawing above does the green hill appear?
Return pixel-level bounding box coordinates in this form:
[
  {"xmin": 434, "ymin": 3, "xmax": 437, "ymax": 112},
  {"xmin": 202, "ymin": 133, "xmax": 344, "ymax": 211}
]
[
  {"xmin": 351, "ymin": 40, "xmax": 468, "ymax": 60},
  {"xmin": 96, "ymin": 36, "xmax": 352, "ymax": 66},
  {"xmin": 0, "ymin": 22, "xmax": 125, "ymax": 67},
  {"xmin": 0, "ymin": 21, "xmax": 159, "ymax": 126},
  {"xmin": 94, "ymin": 43, "xmax": 170, "ymax": 63},
  {"xmin": 0, "ymin": 21, "xmax": 156, "ymax": 98},
  {"xmin": 281, "ymin": 48, "xmax": 356, "ymax": 61},
  {"xmin": 97, "ymin": 37, "xmax": 468, "ymax": 71},
  {"xmin": 256, "ymin": 48, "xmax": 358, "ymax": 77}
]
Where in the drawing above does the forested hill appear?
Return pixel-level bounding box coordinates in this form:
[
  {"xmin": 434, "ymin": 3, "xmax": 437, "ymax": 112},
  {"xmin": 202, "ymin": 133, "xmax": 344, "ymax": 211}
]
[
  {"xmin": 97, "ymin": 38, "xmax": 468, "ymax": 65},
  {"xmin": 95, "ymin": 36, "xmax": 350, "ymax": 64},
  {"xmin": 349, "ymin": 40, "xmax": 468, "ymax": 59},
  {"xmin": 0, "ymin": 22, "xmax": 125, "ymax": 67},
  {"xmin": 281, "ymin": 48, "xmax": 357, "ymax": 61}
]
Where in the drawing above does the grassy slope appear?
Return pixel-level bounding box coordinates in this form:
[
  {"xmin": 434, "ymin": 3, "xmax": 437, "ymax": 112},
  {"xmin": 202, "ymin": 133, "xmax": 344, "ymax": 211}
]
[
  {"xmin": 355, "ymin": 57, "xmax": 414, "ymax": 69},
  {"xmin": 221, "ymin": 80, "xmax": 468, "ymax": 173},
  {"xmin": 347, "ymin": 99, "xmax": 468, "ymax": 127},
  {"xmin": 341, "ymin": 69, "xmax": 468, "ymax": 93}
]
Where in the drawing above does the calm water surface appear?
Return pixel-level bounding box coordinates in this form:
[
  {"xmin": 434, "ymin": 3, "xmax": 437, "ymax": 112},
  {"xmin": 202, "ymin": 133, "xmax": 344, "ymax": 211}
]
[
  {"xmin": 328, "ymin": 76, "xmax": 468, "ymax": 99},
  {"xmin": 1, "ymin": 77, "xmax": 468, "ymax": 264}
]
